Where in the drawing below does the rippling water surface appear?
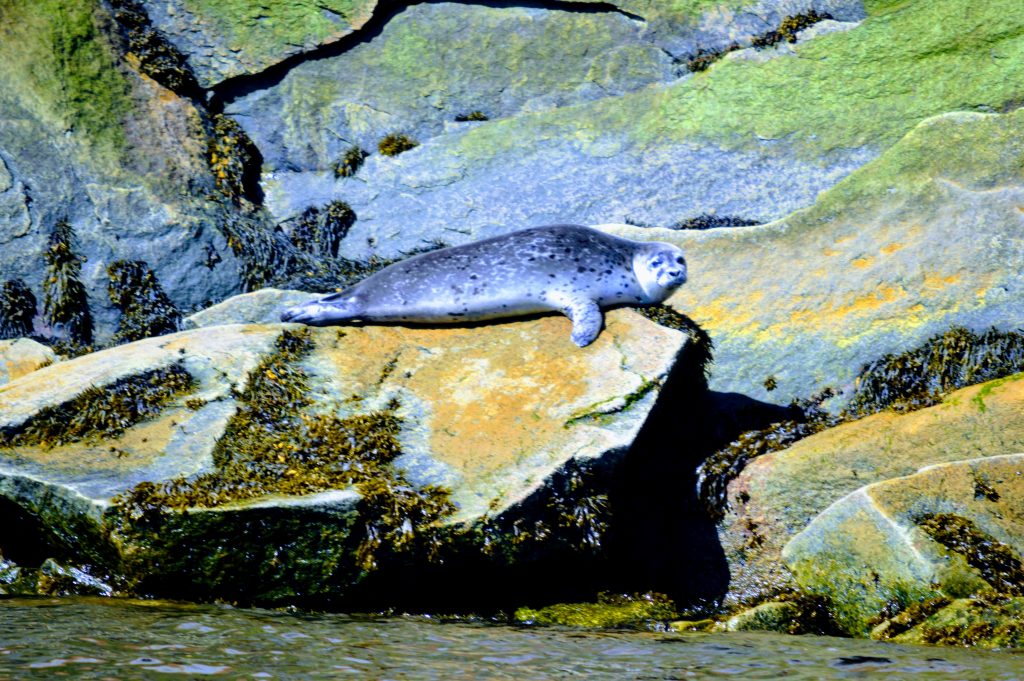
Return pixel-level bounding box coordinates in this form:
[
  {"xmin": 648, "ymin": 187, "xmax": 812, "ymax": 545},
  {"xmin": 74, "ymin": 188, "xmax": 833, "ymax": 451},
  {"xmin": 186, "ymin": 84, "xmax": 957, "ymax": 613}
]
[{"xmin": 2, "ymin": 597, "xmax": 1024, "ymax": 679}]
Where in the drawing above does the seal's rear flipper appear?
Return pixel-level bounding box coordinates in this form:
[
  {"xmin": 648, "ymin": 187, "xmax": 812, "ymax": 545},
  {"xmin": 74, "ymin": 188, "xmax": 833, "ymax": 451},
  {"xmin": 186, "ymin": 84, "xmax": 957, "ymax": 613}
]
[{"xmin": 280, "ymin": 295, "xmax": 362, "ymax": 326}]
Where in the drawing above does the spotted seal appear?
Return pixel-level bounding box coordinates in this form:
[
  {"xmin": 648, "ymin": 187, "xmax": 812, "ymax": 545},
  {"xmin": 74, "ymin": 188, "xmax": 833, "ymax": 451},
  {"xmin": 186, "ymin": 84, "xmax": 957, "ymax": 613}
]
[{"xmin": 280, "ymin": 224, "xmax": 687, "ymax": 347}]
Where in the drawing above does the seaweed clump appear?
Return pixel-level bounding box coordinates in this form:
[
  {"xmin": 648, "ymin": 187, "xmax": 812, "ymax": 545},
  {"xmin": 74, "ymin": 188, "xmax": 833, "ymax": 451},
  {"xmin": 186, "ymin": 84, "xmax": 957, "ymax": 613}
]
[
  {"xmin": 671, "ymin": 215, "xmax": 759, "ymax": 230},
  {"xmin": 697, "ymin": 389, "xmax": 838, "ymax": 521},
  {"xmin": 0, "ymin": 279, "xmax": 37, "ymax": 339},
  {"xmin": 848, "ymin": 327, "xmax": 1024, "ymax": 416},
  {"xmin": 633, "ymin": 304, "xmax": 713, "ymax": 383},
  {"xmin": 378, "ymin": 133, "xmax": 418, "ymax": 157},
  {"xmin": 110, "ymin": 0, "xmax": 201, "ymax": 98},
  {"xmin": 0, "ymin": 363, "xmax": 194, "ymax": 449},
  {"xmin": 115, "ymin": 329, "xmax": 455, "ymax": 572},
  {"xmin": 286, "ymin": 201, "xmax": 356, "ymax": 258},
  {"xmin": 334, "ymin": 147, "xmax": 369, "ymax": 178},
  {"xmin": 915, "ymin": 514, "xmax": 1024, "ymax": 596},
  {"xmin": 869, "ymin": 595, "xmax": 951, "ymax": 640},
  {"xmin": 42, "ymin": 218, "xmax": 93, "ymax": 347},
  {"xmin": 514, "ymin": 592, "xmax": 677, "ymax": 629},
  {"xmin": 107, "ymin": 260, "xmax": 181, "ymax": 344},
  {"xmin": 207, "ymin": 113, "xmax": 263, "ymax": 205},
  {"xmin": 698, "ymin": 326, "xmax": 1024, "ymax": 521},
  {"xmin": 454, "ymin": 111, "xmax": 489, "ymax": 122},
  {"xmin": 687, "ymin": 46, "xmax": 736, "ymax": 72},
  {"xmin": 751, "ymin": 11, "xmax": 833, "ymax": 49}
]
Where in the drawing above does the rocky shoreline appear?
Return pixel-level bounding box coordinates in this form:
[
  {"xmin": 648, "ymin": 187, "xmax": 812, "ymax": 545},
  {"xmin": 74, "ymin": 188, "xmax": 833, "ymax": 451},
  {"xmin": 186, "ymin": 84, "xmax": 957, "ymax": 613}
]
[{"xmin": 2, "ymin": 0, "xmax": 1024, "ymax": 651}]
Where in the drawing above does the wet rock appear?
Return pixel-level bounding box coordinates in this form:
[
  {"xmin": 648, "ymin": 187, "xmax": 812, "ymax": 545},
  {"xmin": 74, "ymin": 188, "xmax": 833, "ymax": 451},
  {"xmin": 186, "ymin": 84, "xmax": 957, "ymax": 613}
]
[
  {"xmin": 887, "ymin": 596, "xmax": 1024, "ymax": 650},
  {"xmin": 784, "ymin": 453, "xmax": 1024, "ymax": 634},
  {"xmin": 717, "ymin": 374, "xmax": 1024, "ymax": 614},
  {"xmin": 0, "ymin": 339, "xmax": 57, "ymax": 386},
  {"xmin": 0, "ymin": 312, "xmax": 688, "ymax": 603},
  {"xmin": 724, "ymin": 601, "xmax": 802, "ymax": 633}
]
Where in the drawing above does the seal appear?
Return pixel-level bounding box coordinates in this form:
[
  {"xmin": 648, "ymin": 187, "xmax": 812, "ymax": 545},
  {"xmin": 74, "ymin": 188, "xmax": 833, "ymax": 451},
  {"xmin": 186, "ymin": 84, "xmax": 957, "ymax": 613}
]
[{"xmin": 280, "ymin": 224, "xmax": 687, "ymax": 347}]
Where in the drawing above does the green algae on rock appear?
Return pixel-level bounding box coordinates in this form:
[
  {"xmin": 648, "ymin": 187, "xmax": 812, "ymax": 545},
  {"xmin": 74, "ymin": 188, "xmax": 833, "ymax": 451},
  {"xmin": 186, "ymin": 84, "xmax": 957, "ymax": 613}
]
[
  {"xmin": 783, "ymin": 452, "xmax": 1024, "ymax": 634},
  {"xmin": 514, "ymin": 592, "xmax": 677, "ymax": 629},
  {"xmin": 0, "ymin": 312, "xmax": 688, "ymax": 605},
  {"xmin": 716, "ymin": 373, "xmax": 1024, "ymax": 619}
]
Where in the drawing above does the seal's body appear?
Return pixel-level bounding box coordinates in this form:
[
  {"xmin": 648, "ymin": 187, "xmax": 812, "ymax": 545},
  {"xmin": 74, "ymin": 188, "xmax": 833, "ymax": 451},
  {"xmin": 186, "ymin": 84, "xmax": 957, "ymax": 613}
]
[{"xmin": 280, "ymin": 224, "xmax": 687, "ymax": 346}]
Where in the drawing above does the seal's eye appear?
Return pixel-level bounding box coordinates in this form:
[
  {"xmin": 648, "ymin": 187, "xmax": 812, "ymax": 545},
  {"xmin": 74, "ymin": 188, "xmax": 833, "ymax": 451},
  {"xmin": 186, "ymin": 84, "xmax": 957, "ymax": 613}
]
[
  {"xmin": 675, "ymin": 256, "xmax": 685, "ymax": 264},
  {"xmin": 651, "ymin": 258, "xmax": 662, "ymax": 267}
]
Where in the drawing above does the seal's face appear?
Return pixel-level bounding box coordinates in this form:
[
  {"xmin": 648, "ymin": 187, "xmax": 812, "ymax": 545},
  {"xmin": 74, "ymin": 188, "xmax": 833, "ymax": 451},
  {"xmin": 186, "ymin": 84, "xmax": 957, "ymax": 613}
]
[{"xmin": 634, "ymin": 243, "xmax": 688, "ymax": 302}]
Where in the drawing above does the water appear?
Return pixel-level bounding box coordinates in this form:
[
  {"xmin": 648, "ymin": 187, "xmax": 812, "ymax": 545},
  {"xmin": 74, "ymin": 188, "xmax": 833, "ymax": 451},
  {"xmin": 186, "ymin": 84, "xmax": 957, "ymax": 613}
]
[{"xmin": 2, "ymin": 597, "xmax": 1023, "ymax": 679}]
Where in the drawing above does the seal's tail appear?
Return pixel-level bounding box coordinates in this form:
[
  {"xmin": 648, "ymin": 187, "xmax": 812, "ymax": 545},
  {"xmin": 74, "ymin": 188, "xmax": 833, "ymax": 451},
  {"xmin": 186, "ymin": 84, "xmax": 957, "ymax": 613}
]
[{"xmin": 280, "ymin": 293, "xmax": 362, "ymax": 326}]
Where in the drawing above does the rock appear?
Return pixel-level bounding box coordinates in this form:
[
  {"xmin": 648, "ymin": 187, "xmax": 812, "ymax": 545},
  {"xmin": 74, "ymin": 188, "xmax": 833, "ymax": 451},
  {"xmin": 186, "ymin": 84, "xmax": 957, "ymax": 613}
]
[
  {"xmin": 600, "ymin": 107, "xmax": 1024, "ymax": 404},
  {"xmin": 0, "ymin": 311, "xmax": 688, "ymax": 603},
  {"xmin": 227, "ymin": 2, "xmax": 677, "ymax": 172},
  {"xmin": 140, "ymin": 0, "xmax": 380, "ymax": 88},
  {"xmin": 887, "ymin": 597, "xmax": 1024, "ymax": 650},
  {"xmin": 261, "ymin": 0, "xmax": 1024, "ymax": 265},
  {"xmin": 0, "ymin": 0, "xmax": 243, "ymax": 341},
  {"xmin": 783, "ymin": 452, "xmax": 1024, "ymax": 634},
  {"xmin": 0, "ymin": 339, "xmax": 57, "ymax": 386},
  {"xmin": 723, "ymin": 601, "xmax": 803, "ymax": 633},
  {"xmin": 513, "ymin": 592, "xmax": 677, "ymax": 628},
  {"xmin": 184, "ymin": 289, "xmax": 312, "ymax": 328},
  {"xmin": 717, "ymin": 373, "xmax": 1024, "ymax": 612}
]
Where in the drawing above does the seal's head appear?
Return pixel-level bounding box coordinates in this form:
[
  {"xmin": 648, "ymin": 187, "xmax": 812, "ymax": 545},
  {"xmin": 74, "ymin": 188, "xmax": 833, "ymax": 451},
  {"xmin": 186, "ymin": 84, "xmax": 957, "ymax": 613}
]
[{"xmin": 633, "ymin": 242, "xmax": 688, "ymax": 302}]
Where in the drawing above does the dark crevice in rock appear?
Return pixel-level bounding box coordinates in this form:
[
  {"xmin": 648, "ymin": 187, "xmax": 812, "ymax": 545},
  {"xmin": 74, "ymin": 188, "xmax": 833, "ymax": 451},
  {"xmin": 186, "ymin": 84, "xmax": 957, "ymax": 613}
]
[
  {"xmin": 0, "ymin": 497, "xmax": 66, "ymax": 567},
  {"xmin": 208, "ymin": 0, "xmax": 648, "ymax": 112}
]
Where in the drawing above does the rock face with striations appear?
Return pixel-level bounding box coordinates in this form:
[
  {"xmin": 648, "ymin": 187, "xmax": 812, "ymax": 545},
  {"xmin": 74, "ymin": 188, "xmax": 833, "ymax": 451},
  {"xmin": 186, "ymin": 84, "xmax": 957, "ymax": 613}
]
[{"xmin": 0, "ymin": 310, "xmax": 689, "ymax": 603}]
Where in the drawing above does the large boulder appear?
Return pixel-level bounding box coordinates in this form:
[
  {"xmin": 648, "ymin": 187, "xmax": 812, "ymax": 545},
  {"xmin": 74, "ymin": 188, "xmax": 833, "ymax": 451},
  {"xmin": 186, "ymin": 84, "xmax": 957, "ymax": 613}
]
[
  {"xmin": 0, "ymin": 340, "xmax": 56, "ymax": 387},
  {"xmin": 0, "ymin": 310, "xmax": 689, "ymax": 603},
  {"xmin": 716, "ymin": 372, "xmax": 1024, "ymax": 612},
  {"xmin": 785, "ymin": 453, "xmax": 1024, "ymax": 635},
  {"xmin": 259, "ymin": 0, "xmax": 1024, "ymax": 263},
  {"xmin": 600, "ymin": 107, "xmax": 1024, "ymax": 404},
  {"xmin": 0, "ymin": 0, "xmax": 243, "ymax": 341}
]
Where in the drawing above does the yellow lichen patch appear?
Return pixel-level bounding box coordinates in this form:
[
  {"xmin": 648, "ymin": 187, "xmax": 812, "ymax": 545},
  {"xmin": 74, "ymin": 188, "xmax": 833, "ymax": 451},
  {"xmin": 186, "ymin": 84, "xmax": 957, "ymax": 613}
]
[
  {"xmin": 881, "ymin": 242, "xmax": 905, "ymax": 254},
  {"xmin": 851, "ymin": 257, "xmax": 874, "ymax": 269},
  {"xmin": 310, "ymin": 309, "xmax": 683, "ymax": 503},
  {"xmin": 922, "ymin": 272, "xmax": 962, "ymax": 290}
]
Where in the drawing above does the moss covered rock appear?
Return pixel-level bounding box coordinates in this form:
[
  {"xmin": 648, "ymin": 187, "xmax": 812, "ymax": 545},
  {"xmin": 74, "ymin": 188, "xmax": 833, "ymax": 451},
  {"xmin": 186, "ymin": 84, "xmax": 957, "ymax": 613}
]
[
  {"xmin": 140, "ymin": 0, "xmax": 380, "ymax": 88},
  {"xmin": 0, "ymin": 0, "xmax": 243, "ymax": 341},
  {"xmin": 265, "ymin": 0, "xmax": 1023, "ymax": 265},
  {"xmin": 0, "ymin": 311, "xmax": 688, "ymax": 603},
  {"xmin": 716, "ymin": 373, "xmax": 1024, "ymax": 615},
  {"xmin": 0, "ymin": 339, "xmax": 56, "ymax": 387},
  {"xmin": 783, "ymin": 452, "xmax": 1024, "ymax": 635},
  {"xmin": 887, "ymin": 596, "xmax": 1024, "ymax": 650}
]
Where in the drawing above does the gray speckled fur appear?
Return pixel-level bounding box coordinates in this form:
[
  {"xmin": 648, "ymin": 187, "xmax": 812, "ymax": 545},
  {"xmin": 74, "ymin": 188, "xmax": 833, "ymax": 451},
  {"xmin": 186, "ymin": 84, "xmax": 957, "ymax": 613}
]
[{"xmin": 281, "ymin": 224, "xmax": 687, "ymax": 346}]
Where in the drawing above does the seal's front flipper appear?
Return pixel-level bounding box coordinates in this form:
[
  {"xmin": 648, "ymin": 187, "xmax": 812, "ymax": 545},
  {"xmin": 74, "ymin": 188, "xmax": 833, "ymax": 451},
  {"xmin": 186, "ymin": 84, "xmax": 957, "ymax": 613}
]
[{"xmin": 562, "ymin": 298, "xmax": 603, "ymax": 347}]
